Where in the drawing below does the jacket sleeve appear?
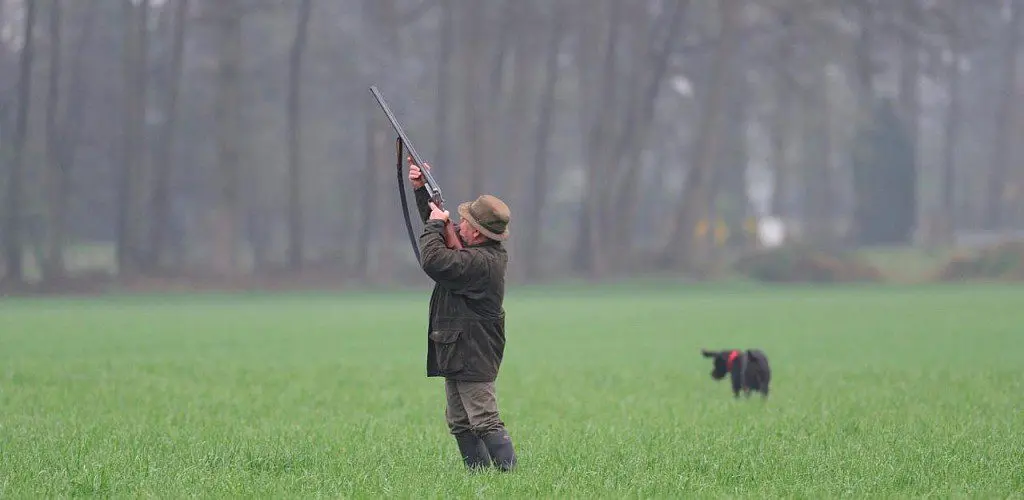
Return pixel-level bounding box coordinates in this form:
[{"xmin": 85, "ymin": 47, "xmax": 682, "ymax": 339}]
[
  {"xmin": 413, "ymin": 186, "xmax": 432, "ymax": 224},
  {"xmin": 418, "ymin": 219, "xmax": 483, "ymax": 293}
]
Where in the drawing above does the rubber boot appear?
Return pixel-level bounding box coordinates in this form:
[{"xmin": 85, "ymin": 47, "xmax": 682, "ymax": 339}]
[
  {"xmin": 481, "ymin": 429, "xmax": 517, "ymax": 471},
  {"xmin": 454, "ymin": 431, "xmax": 492, "ymax": 470}
]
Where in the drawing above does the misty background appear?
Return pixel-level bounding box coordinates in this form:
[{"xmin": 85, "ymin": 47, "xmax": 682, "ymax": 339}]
[{"xmin": 0, "ymin": 0, "xmax": 1021, "ymax": 293}]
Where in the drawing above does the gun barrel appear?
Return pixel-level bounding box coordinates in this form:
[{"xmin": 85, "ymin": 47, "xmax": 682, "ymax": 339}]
[{"xmin": 369, "ymin": 85, "xmax": 445, "ymax": 205}]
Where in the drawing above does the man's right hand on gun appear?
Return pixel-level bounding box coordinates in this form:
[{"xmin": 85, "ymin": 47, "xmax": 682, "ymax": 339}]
[{"xmin": 408, "ymin": 158, "xmax": 431, "ymax": 189}]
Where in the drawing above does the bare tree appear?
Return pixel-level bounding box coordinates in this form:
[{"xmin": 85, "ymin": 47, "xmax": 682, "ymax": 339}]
[
  {"xmin": 667, "ymin": 0, "xmax": 741, "ymax": 273},
  {"xmin": 941, "ymin": 0, "xmax": 964, "ymax": 239},
  {"xmin": 212, "ymin": 0, "xmax": 243, "ymax": 276},
  {"xmin": 608, "ymin": 0, "xmax": 689, "ymax": 265},
  {"xmin": 801, "ymin": 62, "xmax": 836, "ymax": 245},
  {"xmin": 42, "ymin": 0, "xmax": 66, "ymax": 282},
  {"xmin": 117, "ymin": 0, "xmax": 150, "ymax": 275},
  {"xmin": 572, "ymin": 0, "xmax": 622, "ymax": 278},
  {"xmin": 899, "ymin": 0, "xmax": 922, "ymax": 238},
  {"xmin": 149, "ymin": 0, "xmax": 189, "ymax": 270},
  {"xmin": 769, "ymin": 8, "xmax": 797, "ymax": 226},
  {"xmin": 287, "ymin": 0, "xmax": 312, "ymax": 270},
  {"xmin": 38, "ymin": 0, "xmax": 98, "ymax": 283},
  {"xmin": 459, "ymin": 1, "xmax": 485, "ymax": 198},
  {"xmin": 3, "ymin": 0, "xmax": 37, "ymax": 286},
  {"xmin": 986, "ymin": 0, "xmax": 1021, "ymax": 229},
  {"xmin": 523, "ymin": 2, "xmax": 567, "ymax": 280},
  {"xmin": 359, "ymin": 0, "xmax": 405, "ymax": 284},
  {"xmin": 433, "ymin": 0, "xmax": 453, "ymax": 181}
]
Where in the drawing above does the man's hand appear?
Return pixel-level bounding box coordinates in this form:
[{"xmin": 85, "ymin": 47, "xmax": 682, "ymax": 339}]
[
  {"xmin": 428, "ymin": 201, "xmax": 449, "ymax": 222},
  {"xmin": 408, "ymin": 158, "xmax": 430, "ymax": 189}
]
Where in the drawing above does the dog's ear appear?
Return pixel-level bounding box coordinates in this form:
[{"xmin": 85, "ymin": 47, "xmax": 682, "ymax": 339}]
[{"xmin": 701, "ymin": 349, "xmax": 717, "ymax": 358}]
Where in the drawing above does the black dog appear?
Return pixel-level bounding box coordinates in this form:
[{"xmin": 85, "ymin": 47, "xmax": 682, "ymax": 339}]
[{"xmin": 700, "ymin": 349, "xmax": 771, "ymax": 398}]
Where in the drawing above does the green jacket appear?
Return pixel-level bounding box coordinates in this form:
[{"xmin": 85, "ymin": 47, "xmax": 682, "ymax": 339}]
[{"xmin": 414, "ymin": 187, "xmax": 509, "ymax": 382}]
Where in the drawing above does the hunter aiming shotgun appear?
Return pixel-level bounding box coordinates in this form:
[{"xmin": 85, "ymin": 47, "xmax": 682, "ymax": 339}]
[{"xmin": 369, "ymin": 85, "xmax": 463, "ymax": 262}]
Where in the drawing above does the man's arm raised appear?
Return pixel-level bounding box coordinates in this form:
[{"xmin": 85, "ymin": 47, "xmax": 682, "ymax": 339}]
[
  {"xmin": 409, "ymin": 162, "xmax": 433, "ymax": 224},
  {"xmin": 418, "ymin": 202, "xmax": 479, "ymax": 292}
]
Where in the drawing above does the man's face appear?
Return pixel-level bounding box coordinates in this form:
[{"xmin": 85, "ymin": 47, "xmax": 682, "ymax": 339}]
[{"xmin": 458, "ymin": 218, "xmax": 481, "ymax": 245}]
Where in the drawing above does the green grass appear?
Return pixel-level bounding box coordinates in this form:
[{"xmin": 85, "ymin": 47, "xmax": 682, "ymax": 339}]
[{"xmin": 1, "ymin": 284, "xmax": 1022, "ymax": 497}]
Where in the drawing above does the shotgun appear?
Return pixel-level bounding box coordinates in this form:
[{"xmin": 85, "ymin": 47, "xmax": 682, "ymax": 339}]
[{"xmin": 369, "ymin": 85, "xmax": 463, "ymax": 255}]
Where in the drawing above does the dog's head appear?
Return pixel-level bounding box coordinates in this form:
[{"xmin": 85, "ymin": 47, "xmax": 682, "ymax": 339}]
[{"xmin": 701, "ymin": 349, "xmax": 740, "ymax": 380}]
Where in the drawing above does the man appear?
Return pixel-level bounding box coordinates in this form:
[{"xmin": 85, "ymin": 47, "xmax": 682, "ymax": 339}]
[{"xmin": 408, "ymin": 161, "xmax": 517, "ymax": 472}]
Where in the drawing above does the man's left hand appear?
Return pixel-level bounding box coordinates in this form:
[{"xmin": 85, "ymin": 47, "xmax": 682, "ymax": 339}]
[{"xmin": 428, "ymin": 202, "xmax": 449, "ymax": 222}]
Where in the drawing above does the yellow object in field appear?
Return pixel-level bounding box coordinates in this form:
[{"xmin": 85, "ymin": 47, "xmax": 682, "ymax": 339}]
[
  {"xmin": 694, "ymin": 218, "xmax": 737, "ymax": 247},
  {"xmin": 695, "ymin": 219, "xmax": 709, "ymax": 238},
  {"xmin": 714, "ymin": 219, "xmax": 729, "ymax": 247}
]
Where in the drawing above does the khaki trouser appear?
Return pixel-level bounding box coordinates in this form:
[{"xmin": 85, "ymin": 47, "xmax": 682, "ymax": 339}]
[{"xmin": 444, "ymin": 378, "xmax": 506, "ymax": 436}]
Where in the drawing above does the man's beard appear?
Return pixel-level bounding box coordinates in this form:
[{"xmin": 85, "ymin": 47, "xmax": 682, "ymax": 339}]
[{"xmin": 454, "ymin": 224, "xmax": 468, "ymax": 246}]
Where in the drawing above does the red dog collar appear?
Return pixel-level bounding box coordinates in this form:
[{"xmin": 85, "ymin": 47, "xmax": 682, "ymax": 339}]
[{"xmin": 726, "ymin": 350, "xmax": 741, "ymax": 370}]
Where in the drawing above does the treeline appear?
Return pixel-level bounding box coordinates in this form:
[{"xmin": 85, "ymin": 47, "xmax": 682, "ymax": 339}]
[{"xmin": 0, "ymin": 0, "xmax": 1020, "ymax": 291}]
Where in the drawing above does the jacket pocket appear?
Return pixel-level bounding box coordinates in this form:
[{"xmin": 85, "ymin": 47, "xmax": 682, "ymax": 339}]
[{"xmin": 429, "ymin": 328, "xmax": 464, "ymax": 374}]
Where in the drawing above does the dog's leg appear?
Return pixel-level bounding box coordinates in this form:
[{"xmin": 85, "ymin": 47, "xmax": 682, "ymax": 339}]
[
  {"xmin": 731, "ymin": 359, "xmax": 744, "ymax": 398},
  {"xmin": 739, "ymin": 353, "xmax": 753, "ymax": 400}
]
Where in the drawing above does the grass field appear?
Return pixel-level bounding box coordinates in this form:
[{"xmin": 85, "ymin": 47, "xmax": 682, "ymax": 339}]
[{"xmin": 1, "ymin": 283, "xmax": 1022, "ymax": 497}]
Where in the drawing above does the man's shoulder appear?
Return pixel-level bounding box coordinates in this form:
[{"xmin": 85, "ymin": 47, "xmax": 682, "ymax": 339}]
[
  {"xmin": 469, "ymin": 240, "xmax": 505, "ymax": 253},
  {"xmin": 452, "ymin": 243, "xmax": 506, "ymax": 285},
  {"xmin": 467, "ymin": 242, "xmax": 507, "ymax": 263}
]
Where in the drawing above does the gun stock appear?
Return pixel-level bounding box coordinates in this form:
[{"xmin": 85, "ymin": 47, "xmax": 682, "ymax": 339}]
[{"xmin": 370, "ymin": 85, "xmax": 462, "ymax": 250}]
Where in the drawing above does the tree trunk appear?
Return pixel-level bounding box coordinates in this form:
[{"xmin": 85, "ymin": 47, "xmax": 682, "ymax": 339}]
[
  {"xmin": 42, "ymin": 0, "xmax": 65, "ymax": 282},
  {"xmin": 898, "ymin": 0, "xmax": 921, "ymax": 240},
  {"xmin": 3, "ymin": 0, "xmax": 36, "ymax": 286},
  {"xmin": 855, "ymin": 2, "xmax": 875, "ymax": 104},
  {"xmin": 460, "ymin": 1, "xmax": 485, "ymax": 198},
  {"xmin": 898, "ymin": 0, "xmax": 921, "ymax": 155},
  {"xmin": 712, "ymin": 69, "xmax": 750, "ymax": 251},
  {"xmin": 134, "ymin": 0, "xmax": 151, "ymax": 266},
  {"xmin": 363, "ymin": 0, "xmax": 402, "ymax": 284},
  {"xmin": 483, "ymin": 0, "xmax": 513, "ymax": 192},
  {"xmin": 287, "ymin": 0, "xmax": 312, "ymax": 271},
  {"xmin": 357, "ymin": 100, "xmax": 377, "ymax": 282},
  {"xmin": 768, "ymin": 11, "xmax": 799, "ymax": 245},
  {"xmin": 213, "ymin": 0, "xmax": 243, "ymax": 276},
  {"xmin": 941, "ymin": 7, "xmax": 963, "ymax": 241},
  {"xmin": 666, "ymin": 0, "xmax": 740, "ymax": 273},
  {"xmin": 608, "ymin": 0, "xmax": 689, "ymax": 267},
  {"xmin": 434, "ymin": 0, "xmax": 453, "ymax": 177},
  {"xmin": 986, "ymin": 1, "xmax": 1021, "ymax": 229},
  {"xmin": 524, "ymin": 4, "xmax": 566, "ymax": 281},
  {"xmin": 48, "ymin": 0, "xmax": 98, "ymax": 281},
  {"xmin": 500, "ymin": 8, "xmax": 532, "ymax": 283},
  {"xmin": 572, "ymin": 0, "xmax": 621, "ymax": 279},
  {"xmin": 802, "ymin": 65, "xmax": 835, "ymax": 246},
  {"xmin": 149, "ymin": 0, "xmax": 188, "ymax": 271},
  {"xmin": 769, "ymin": 100, "xmax": 790, "ymax": 221},
  {"xmin": 117, "ymin": 0, "xmax": 149, "ymax": 275}
]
